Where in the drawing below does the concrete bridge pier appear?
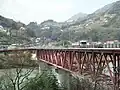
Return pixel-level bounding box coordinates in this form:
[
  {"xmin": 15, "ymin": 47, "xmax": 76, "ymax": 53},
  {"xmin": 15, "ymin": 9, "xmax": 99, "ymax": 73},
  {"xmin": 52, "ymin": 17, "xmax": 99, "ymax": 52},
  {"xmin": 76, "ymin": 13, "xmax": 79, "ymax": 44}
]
[
  {"xmin": 54, "ymin": 68, "xmax": 71, "ymax": 90},
  {"xmin": 38, "ymin": 60, "xmax": 71, "ymax": 90},
  {"xmin": 38, "ymin": 61, "xmax": 52, "ymax": 73}
]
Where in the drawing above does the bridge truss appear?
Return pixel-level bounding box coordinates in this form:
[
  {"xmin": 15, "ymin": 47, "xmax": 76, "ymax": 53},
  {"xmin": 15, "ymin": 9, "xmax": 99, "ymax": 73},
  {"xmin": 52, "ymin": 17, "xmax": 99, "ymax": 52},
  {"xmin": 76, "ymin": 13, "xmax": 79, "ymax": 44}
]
[{"xmin": 37, "ymin": 48, "xmax": 120, "ymax": 90}]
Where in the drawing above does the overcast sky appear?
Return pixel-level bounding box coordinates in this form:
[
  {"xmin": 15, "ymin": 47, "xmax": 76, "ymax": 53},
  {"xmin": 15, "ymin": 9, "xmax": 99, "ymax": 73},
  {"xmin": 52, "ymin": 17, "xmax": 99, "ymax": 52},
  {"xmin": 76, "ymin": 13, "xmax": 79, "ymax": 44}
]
[{"xmin": 0, "ymin": 0, "xmax": 118, "ymax": 24}]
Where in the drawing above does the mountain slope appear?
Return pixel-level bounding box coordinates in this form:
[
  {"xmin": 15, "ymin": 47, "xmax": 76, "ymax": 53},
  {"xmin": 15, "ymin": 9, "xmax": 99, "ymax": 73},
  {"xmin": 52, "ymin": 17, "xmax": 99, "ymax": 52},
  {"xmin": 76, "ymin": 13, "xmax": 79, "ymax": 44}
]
[
  {"xmin": 0, "ymin": 15, "xmax": 34, "ymax": 45},
  {"xmin": 61, "ymin": 0, "xmax": 120, "ymax": 42},
  {"xmin": 1, "ymin": 0, "xmax": 120, "ymax": 47},
  {"xmin": 76, "ymin": 0, "xmax": 120, "ymax": 28},
  {"xmin": 67, "ymin": 13, "xmax": 87, "ymax": 22},
  {"xmin": 25, "ymin": 0, "xmax": 120, "ymax": 43}
]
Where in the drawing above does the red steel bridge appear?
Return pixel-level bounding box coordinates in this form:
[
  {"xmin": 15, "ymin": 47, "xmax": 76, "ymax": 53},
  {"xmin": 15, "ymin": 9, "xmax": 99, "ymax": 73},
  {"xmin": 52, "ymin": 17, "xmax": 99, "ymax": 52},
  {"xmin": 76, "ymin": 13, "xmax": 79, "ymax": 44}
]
[{"xmin": 0, "ymin": 48, "xmax": 120, "ymax": 90}]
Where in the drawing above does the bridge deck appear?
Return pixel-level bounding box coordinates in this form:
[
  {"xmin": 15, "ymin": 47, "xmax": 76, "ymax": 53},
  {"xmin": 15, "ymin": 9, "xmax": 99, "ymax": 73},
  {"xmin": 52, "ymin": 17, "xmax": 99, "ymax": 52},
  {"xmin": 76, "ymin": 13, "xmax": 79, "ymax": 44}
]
[{"xmin": 0, "ymin": 48, "xmax": 120, "ymax": 51}]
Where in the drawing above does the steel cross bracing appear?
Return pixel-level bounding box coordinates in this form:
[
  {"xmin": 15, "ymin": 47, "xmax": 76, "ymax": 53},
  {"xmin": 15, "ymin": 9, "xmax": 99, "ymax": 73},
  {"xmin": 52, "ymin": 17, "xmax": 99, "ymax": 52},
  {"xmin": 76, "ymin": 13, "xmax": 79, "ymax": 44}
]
[
  {"xmin": 37, "ymin": 48, "xmax": 120, "ymax": 90},
  {"xmin": 0, "ymin": 48, "xmax": 120, "ymax": 90}
]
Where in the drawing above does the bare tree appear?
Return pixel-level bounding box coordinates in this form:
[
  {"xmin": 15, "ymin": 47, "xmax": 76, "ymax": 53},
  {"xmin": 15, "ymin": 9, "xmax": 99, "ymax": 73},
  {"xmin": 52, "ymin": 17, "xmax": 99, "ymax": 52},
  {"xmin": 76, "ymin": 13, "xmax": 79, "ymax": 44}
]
[{"xmin": 0, "ymin": 50, "xmax": 38, "ymax": 90}]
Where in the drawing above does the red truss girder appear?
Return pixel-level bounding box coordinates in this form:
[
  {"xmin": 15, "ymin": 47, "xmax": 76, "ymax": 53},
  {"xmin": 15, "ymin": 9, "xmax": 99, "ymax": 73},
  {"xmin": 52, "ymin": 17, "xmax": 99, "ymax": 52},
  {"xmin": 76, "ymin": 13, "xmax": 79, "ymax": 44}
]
[{"xmin": 37, "ymin": 49, "xmax": 120, "ymax": 90}]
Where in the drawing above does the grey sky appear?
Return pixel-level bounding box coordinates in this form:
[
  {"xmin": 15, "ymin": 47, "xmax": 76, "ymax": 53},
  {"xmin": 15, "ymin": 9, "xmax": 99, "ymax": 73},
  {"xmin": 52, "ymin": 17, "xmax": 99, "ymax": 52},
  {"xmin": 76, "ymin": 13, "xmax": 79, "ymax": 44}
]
[{"xmin": 0, "ymin": 0, "xmax": 118, "ymax": 24}]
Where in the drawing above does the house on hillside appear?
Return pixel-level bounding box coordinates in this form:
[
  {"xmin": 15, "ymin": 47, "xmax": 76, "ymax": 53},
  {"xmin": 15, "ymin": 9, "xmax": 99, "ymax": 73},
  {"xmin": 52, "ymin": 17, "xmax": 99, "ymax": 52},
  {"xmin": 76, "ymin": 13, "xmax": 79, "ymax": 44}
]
[{"xmin": 103, "ymin": 40, "xmax": 120, "ymax": 48}]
